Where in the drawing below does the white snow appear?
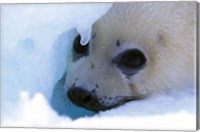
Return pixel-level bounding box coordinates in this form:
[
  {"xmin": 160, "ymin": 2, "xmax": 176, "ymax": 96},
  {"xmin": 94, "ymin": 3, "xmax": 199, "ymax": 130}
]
[{"xmin": 1, "ymin": 3, "xmax": 196, "ymax": 131}]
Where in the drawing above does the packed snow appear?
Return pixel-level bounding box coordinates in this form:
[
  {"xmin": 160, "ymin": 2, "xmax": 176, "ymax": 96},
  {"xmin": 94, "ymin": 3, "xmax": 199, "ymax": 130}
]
[{"xmin": 1, "ymin": 3, "xmax": 196, "ymax": 131}]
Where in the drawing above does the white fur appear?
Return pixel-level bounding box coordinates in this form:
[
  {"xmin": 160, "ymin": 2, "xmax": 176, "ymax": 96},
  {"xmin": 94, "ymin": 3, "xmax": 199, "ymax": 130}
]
[{"xmin": 66, "ymin": 2, "xmax": 195, "ymax": 109}]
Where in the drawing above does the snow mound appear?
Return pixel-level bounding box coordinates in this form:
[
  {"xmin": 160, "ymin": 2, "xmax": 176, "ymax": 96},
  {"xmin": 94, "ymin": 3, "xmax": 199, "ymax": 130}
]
[{"xmin": 2, "ymin": 88, "xmax": 196, "ymax": 130}]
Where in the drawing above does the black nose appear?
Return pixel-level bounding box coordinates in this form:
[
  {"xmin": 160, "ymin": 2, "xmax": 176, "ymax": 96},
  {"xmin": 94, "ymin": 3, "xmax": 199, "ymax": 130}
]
[{"xmin": 67, "ymin": 87, "xmax": 98, "ymax": 110}]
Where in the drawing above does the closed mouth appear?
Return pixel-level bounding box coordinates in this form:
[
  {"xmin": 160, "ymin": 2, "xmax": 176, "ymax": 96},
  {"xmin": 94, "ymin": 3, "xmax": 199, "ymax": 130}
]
[{"xmin": 81, "ymin": 95, "xmax": 144, "ymax": 112}]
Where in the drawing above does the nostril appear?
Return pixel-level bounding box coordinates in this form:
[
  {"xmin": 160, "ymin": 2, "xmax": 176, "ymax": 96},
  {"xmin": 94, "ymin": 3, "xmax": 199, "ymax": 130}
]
[
  {"xmin": 67, "ymin": 87, "xmax": 95, "ymax": 107},
  {"xmin": 82, "ymin": 94, "xmax": 92, "ymax": 104},
  {"xmin": 67, "ymin": 88, "xmax": 77, "ymax": 103}
]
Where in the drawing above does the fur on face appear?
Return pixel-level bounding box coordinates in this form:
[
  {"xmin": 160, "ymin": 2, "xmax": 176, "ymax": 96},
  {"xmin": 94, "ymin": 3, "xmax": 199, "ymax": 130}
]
[{"xmin": 65, "ymin": 2, "xmax": 195, "ymax": 112}]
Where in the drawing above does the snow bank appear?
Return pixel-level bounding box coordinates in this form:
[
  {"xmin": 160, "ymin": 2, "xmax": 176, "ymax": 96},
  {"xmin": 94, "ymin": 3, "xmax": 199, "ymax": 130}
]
[
  {"xmin": 2, "ymin": 88, "xmax": 196, "ymax": 130},
  {"xmin": 1, "ymin": 3, "xmax": 196, "ymax": 131}
]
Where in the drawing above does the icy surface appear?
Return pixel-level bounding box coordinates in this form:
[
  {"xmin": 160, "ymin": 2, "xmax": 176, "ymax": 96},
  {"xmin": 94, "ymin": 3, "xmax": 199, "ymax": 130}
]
[{"xmin": 1, "ymin": 3, "xmax": 196, "ymax": 130}]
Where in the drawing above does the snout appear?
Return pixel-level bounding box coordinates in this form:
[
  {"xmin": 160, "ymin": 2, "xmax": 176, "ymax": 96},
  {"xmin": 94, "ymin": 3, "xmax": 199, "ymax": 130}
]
[
  {"xmin": 67, "ymin": 86, "xmax": 104, "ymax": 112},
  {"xmin": 67, "ymin": 86, "xmax": 142, "ymax": 112}
]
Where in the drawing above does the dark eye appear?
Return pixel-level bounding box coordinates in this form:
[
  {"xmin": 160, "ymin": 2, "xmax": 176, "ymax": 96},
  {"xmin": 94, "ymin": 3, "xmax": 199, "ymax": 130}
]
[
  {"xmin": 73, "ymin": 35, "xmax": 89, "ymax": 55},
  {"xmin": 112, "ymin": 49, "xmax": 146, "ymax": 75},
  {"xmin": 121, "ymin": 49, "xmax": 146, "ymax": 68}
]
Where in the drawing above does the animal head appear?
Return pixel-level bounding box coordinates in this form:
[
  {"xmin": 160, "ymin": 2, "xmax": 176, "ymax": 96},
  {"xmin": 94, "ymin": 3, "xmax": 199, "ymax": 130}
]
[{"xmin": 65, "ymin": 2, "xmax": 195, "ymax": 112}]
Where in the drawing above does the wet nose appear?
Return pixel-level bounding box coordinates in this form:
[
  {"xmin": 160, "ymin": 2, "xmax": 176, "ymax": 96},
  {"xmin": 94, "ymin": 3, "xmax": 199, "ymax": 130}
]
[{"xmin": 67, "ymin": 87, "xmax": 97, "ymax": 109}]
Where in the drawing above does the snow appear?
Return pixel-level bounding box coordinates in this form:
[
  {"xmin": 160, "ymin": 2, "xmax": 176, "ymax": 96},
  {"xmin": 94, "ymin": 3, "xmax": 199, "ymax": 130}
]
[
  {"xmin": 2, "ymin": 88, "xmax": 196, "ymax": 130},
  {"xmin": 1, "ymin": 3, "xmax": 196, "ymax": 131}
]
